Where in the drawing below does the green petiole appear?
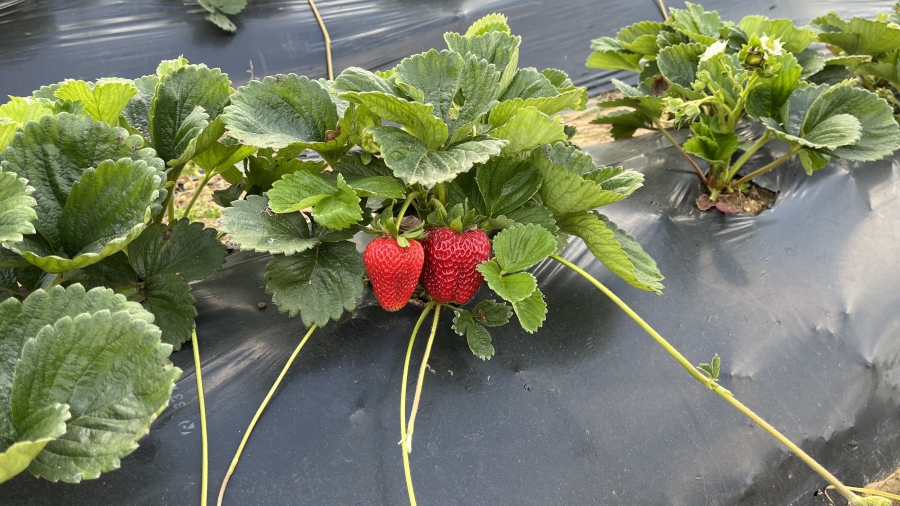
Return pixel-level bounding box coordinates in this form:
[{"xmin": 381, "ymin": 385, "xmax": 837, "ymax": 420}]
[
  {"xmin": 191, "ymin": 329, "xmax": 209, "ymax": 506},
  {"xmin": 400, "ymin": 302, "xmax": 436, "ymax": 506}
]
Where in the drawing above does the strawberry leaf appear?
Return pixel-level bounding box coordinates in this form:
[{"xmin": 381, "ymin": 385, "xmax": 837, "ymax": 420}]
[
  {"xmin": 0, "ymin": 403, "xmax": 69, "ymax": 484},
  {"xmin": 488, "ymin": 87, "xmax": 587, "ymax": 129},
  {"xmin": 490, "ymin": 106, "xmax": 567, "ymax": 155},
  {"xmin": 474, "ymin": 156, "xmax": 542, "ymax": 218},
  {"xmin": 268, "ymin": 171, "xmax": 361, "ymax": 230},
  {"xmin": 465, "ymin": 13, "xmax": 510, "ymax": 37},
  {"xmin": 444, "ymin": 29, "xmax": 521, "ymax": 94},
  {"xmin": 476, "ymin": 261, "xmax": 536, "ymax": 303},
  {"xmin": 220, "ymin": 195, "xmax": 319, "ymax": 255},
  {"xmin": 148, "ymin": 64, "xmax": 231, "ymax": 163},
  {"xmin": 667, "ymin": 3, "xmax": 723, "ymax": 45},
  {"xmin": 394, "ymin": 49, "xmax": 464, "ymax": 126},
  {"xmin": 371, "ymin": 127, "xmax": 506, "ymax": 187},
  {"xmin": 341, "ymin": 91, "xmax": 448, "ymax": 150},
  {"xmin": 500, "ymin": 68, "xmax": 559, "ymax": 101},
  {"xmin": 54, "ymin": 79, "xmax": 137, "ymax": 128},
  {"xmin": 121, "ymin": 75, "xmax": 159, "ymax": 140},
  {"xmin": 142, "ymin": 273, "xmax": 197, "ymax": 348},
  {"xmin": 500, "ymin": 203, "xmax": 559, "ymax": 235},
  {"xmin": 452, "ymin": 311, "xmax": 495, "ymax": 360},
  {"xmin": 557, "ymin": 212, "xmax": 663, "ymax": 294},
  {"xmin": 0, "ymin": 97, "xmax": 54, "ymax": 126},
  {"xmin": 447, "ymin": 55, "xmax": 503, "ymax": 144},
  {"xmin": 745, "ymin": 53, "xmax": 802, "ymax": 120},
  {"xmin": 586, "ymin": 48, "xmax": 643, "ymax": 72},
  {"xmin": 264, "ymin": 242, "xmax": 365, "ymax": 328},
  {"xmin": 492, "ymin": 224, "xmax": 556, "ymax": 273},
  {"xmin": 736, "ymin": 16, "xmax": 816, "ymax": 54},
  {"xmin": 511, "ymin": 288, "xmax": 547, "ymax": 333},
  {"xmin": 818, "ymin": 17, "xmax": 900, "ymax": 56},
  {"xmin": 469, "ymin": 300, "xmax": 512, "ymax": 326},
  {"xmin": 0, "ymin": 120, "xmax": 17, "ymax": 154},
  {"xmin": 537, "ymin": 164, "xmax": 628, "ymax": 216},
  {"xmin": 246, "ymin": 156, "xmax": 326, "ymax": 195},
  {"xmin": 127, "ymin": 219, "xmax": 226, "ymax": 282},
  {"xmin": 0, "ymin": 170, "xmax": 36, "ymax": 244}
]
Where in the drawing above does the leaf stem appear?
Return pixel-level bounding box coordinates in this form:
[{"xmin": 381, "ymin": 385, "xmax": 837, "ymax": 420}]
[
  {"xmin": 731, "ymin": 148, "xmax": 799, "ymax": 189},
  {"xmin": 724, "ymin": 132, "xmax": 770, "ymax": 183},
  {"xmin": 728, "ymin": 73, "xmax": 758, "ymax": 132},
  {"xmin": 216, "ymin": 324, "xmax": 318, "ymax": 506},
  {"xmin": 182, "ymin": 170, "xmax": 217, "ymax": 220},
  {"xmin": 157, "ymin": 163, "xmax": 186, "ymax": 225},
  {"xmin": 655, "ymin": 119, "xmax": 708, "ymax": 185},
  {"xmin": 191, "ymin": 329, "xmax": 209, "ymax": 506},
  {"xmin": 656, "ymin": 0, "xmax": 668, "ymax": 20},
  {"xmin": 396, "ymin": 191, "xmax": 423, "ymax": 230},
  {"xmin": 405, "ymin": 304, "xmax": 442, "ymax": 452},
  {"xmin": 400, "ymin": 302, "xmax": 436, "ymax": 506},
  {"xmin": 829, "ymin": 485, "xmax": 900, "ymax": 501},
  {"xmin": 549, "ymin": 254, "xmax": 863, "ymax": 505},
  {"xmin": 306, "ymin": 0, "xmax": 333, "ymax": 80}
]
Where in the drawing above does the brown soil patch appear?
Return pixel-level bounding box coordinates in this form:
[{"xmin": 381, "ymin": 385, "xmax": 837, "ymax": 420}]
[
  {"xmin": 696, "ymin": 182, "xmax": 776, "ymax": 216},
  {"xmin": 172, "ymin": 170, "xmax": 230, "ymax": 230},
  {"xmin": 866, "ymin": 468, "xmax": 900, "ymax": 504},
  {"xmin": 557, "ymin": 93, "xmax": 656, "ymax": 148}
]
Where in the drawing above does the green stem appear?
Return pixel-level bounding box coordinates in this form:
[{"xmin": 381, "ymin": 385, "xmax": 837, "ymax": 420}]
[
  {"xmin": 182, "ymin": 170, "xmax": 217, "ymax": 220},
  {"xmin": 191, "ymin": 329, "xmax": 209, "ymax": 506},
  {"xmin": 655, "ymin": 119, "xmax": 708, "ymax": 185},
  {"xmin": 549, "ymin": 254, "xmax": 862, "ymax": 505},
  {"xmin": 400, "ymin": 302, "xmax": 436, "ymax": 506},
  {"xmin": 216, "ymin": 324, "xmax": 318, "ymax": 506},
  {"xmin": 396, "ymin": 191, "xmax": 423, "ymax": 230},
  {"xmin": 45, "ymin": 272, "xmax": 67, "ymax": 290},
  {"xmin": 404, "ymin": 304, "xmax": 442, "ymax": 452},
  {"xmin": 724, "ymin": 132, "xmax": 771, "ymax": 183},
  {"xmin": 731, "ymin": 148, "xmax": 799, "ymax": 189},
  {"xmin": 728, "ymin": 73, "xmax": 758, "ymax": 132},
  {"xmin": 656, "ymin": 0, "xmax": 668, "ymax": 20},
  {"xmin": 156, "ymin": 163, "xmax": 186, "ymax": 225},
  {"xmin": 832, "ymin": 486, "xmax": 900, "ymax": 501}
]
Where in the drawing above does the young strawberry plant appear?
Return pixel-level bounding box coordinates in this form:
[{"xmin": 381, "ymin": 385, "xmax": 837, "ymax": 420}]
[
  {"xmin": 586, "ymin": 2, "xmax": 900, "ymax": 214},
  {"xmin": 810, "ymin": 4, "xmax": 900, "ymax": 117},
  {"xmin": 0, "ymin": 58, "xmax": 244, "ymax": 489}
]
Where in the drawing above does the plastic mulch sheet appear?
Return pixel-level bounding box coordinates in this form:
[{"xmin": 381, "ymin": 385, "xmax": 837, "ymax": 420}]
[{"xmin": 4, "ymin": 131, "xmax": 900, "ymax": 505}]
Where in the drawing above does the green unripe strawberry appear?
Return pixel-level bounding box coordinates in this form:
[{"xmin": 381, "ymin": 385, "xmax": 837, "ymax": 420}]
[{"xmin": 364, "ymin": 236, "xmax": 424, "ymax": 312}]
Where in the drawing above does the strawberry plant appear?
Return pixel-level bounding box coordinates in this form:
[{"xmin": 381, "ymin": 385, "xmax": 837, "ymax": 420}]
[
  {"xmin": 586, "ymin": 2, "xmax": 900, "ymax": 213},
  {"xmin": 810, "ymin": 4, "xmax": 900, "ymax": 118},
  {"xmin": 0, "ymin": 58, "xmax": 245, "ymax": 487}
]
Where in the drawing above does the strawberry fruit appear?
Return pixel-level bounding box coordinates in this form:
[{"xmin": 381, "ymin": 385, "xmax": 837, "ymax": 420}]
[
  {"xmin": 421, "ymin": 227, "xmax": 492, "ymax": 305},
  {"xmin": 364, "ymin": 237, "xmax": 424, "ymax": 312}
]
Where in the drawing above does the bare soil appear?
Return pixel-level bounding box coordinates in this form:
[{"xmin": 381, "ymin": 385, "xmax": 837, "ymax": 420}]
[
  {"xmin": 866, "ymin": 468, "xmax": 900, "ymax": 504},
  {"xmin": 696, "ymin": 182, "xmax": 776, "ymax": 216}
]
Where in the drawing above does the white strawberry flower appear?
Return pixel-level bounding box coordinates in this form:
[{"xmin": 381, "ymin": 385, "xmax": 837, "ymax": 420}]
[
  {"xmin": 759, "ymin": 35, "xmax": 784, "ymax": 56},
  {"xmin": 700, "ymin": 39, "xmax": 728, "ymax": 61}
]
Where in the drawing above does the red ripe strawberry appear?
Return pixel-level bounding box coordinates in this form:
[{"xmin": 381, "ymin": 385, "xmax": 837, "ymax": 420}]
[
  {"xmin": 364, "ymin": 237, "xmax": 424, "ymax": 312},
  {"xmin": 421, "ymin": 227, "xmax": 491, "ymax": 305}
]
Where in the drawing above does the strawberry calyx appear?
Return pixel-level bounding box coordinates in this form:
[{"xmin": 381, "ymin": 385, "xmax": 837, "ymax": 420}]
[
  {"xmin": 426, "ymin": 201, "xmax": 481, "ymax": 233},
  {"xmin": 369, "ymin": 197, "xmax": 425, "ymax": 248}
]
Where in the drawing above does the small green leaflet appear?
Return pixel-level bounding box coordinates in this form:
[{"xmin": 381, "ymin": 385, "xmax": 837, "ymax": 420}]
[
  {"xmin": 656, "ymin": 43, "xmax": 707, "ymax": 88},
  {"xmin": 474, "ymin": 156, "xmax": 542, "ymax": 218},
  {"xmin": 0, "ymin": 403, "xmax": 69, "ymax": 484},
  {"xmin": 510, "ymin": 289, "xmax": 547, "ymax": 334},
  {"xmin": 698, "ymin": 353, "xmax": 721, "ymax": 380},
  {"xmin": 199, "ymin": 0, "xmax": 247, "ymax": 32},
  {"xmin": 0, "ymin": 97, "xmax": 54, "ymax": 126},
  {"xmin": 53, "ymin": 79, "xmax": 138, "ymax": 127},
  {"xmin": 492, "ymin": 224, "xmax": 557, "ymax": 273},
  {"xmin": 537, "ymin": 164, "xmax": 627, "ymax": 216},
  {"xmin": 490, "ymin": 106, "xmax": 567, "ymax": 154},
  {"xmin": 142, "ymin": 273, "xmax": 198, "ymax": 348},
  {"xmin": 477, "ymin": 262, "xmax": 537, "ymax": 303},
  {"xmin": 453, "ymin": 308, "xmax": 498, "ymax": 360},
  {"xmin": 127, "ymin": 219, "xmax": 226, "ymax": 282},
  {"xmin": 264, "ymin": 242, "xmax": 366, "ymax": 328},
  {"xmin": 667, "ymin": 3, "xmax": 723, "ymax": 45},
  {"xmin": 219, "ymin": 195, "xmax": 320, "ymax": 255},
  {"xmin": 341, "ymin": 91, "xmax": 448, "ymax": 150},
  {"xmin": 268, "ymin": 171, "xmax": 362, "ymax": 230}
]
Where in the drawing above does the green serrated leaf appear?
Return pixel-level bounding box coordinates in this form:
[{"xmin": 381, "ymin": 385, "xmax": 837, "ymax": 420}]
[
  {"xmin": 0, "ymin": 404, "xmax": 69, "ymax": 484},
  {"xmin": 586, "ymin": 50, "xmax": 643, "ymax": 72},
  {"xmin": 745, "ymin": 53, "xmax": 802, "ymax": 119},
  {"xmin": 127, "ymin": 219, "xmax": 226, "ymax": 282},
  {"xmin": 475, "ymin": 156, "xmax": 542, "ymax": 218},
  {"xmin": 394, "ymin": 49, "xmax": 464, "ymax": 126},
  {"xmin": 347, "ymin": 176, "xmax": 406, "ymax": 199},
  {"xmin": 668, "ymin": 3, "xmax": 723, "ymax": 45},
  {"xmin": 618, "ymin": 21, "xmax": 667, "ymax": 55},
  {"xmin": 219, "ymin": 195, "xmax": 318, "ymax": 254},
  {"xmin": 205, "ymin": 10, "xmax": 237, "ymax": 32},
  {"xmin": 502, "ymin": 203, "xmax": 559, "ymax": 235},
  {"xmin": 371, "ymin": 127, "xmax": 506, "ymax": 187},
  {"xmin": 737, "ymin": 16, "xmax": 816, "ymax": 54},
  {"xmin": 818, "ymin": 17, "xmax": 900, "ymax": 55},
  {"xmin": 142, "ymin": 273, "xmax": 197, "ymax": 348},
  {"xmin": 798, "ymin": 149, "xmax": 831, "ymax": 174},
  {"xmin": 0, "ymin": 120, "xmax": 17, "ymax": 154},
  {"xmin": 341, "ymin": 91, "xmax": 448, "ymax": 150},
  {"xmin": 465, "ymin": 13, "xmax": 510, "ymax": 36},
  {"xmin": 499, "ymin": 68, "xmax": 559, "ymax": 101},
  {"xmin": 264, "ymin": 242, "xmax": 365, "ymax": 327},
  {"xmin": 538, "ymin": 142, "xmax": 598, "ymax": 175},
  {"xmin": 465, "ymin": 321, "xmax": 495, "ymax": 359},
  {"xmin": 444, "ymin": 30, "xmax": 521, "ymax": 94},
  {"xmin": 657, "ymin": 43, "xmax": 707, "ymax": 87},
  {"xmin": 0, "ymin": 170, "xmax": 37, "ymax": 243},
  {"xmin": 121, "ymin": 75, "xmax": 159, "ymax": 141},
  {"xmin": 476, "ymin": 261, "xmax": 537, "ymax": 303},
  {"xmin": 268, "ymin": 171, "xmax": 361, "ymax": 229},
  {"xmin": 149, "ymin": 64, "xmax": 231, "ymax": 162},
  {"xmin": 511, "ymin": 287, "xmax": 547, "ymax": 333},
  {"xmin": 0, "ymin": 97, "xmax": 54, "ymax": 125},
  {"xmin": 492, "ymin": 224, "xmax": 557, "ymax": 273},
  {"xmin": 469, "ymin": 300, "xmax": 512, "ymax": 326},
  {"xmin": 491, "ymin": 106, "xmax": 567, "ymax": 154},
  {"xmin": 54, "ymin": 79, "xmax": 138, "ymax": 127},
  {"xmin": 11, "ymin": 308, "xmax": 179, "ymax": 482},
  {"xmin": 538, "ymin": 164, "xmax": 625, "ymax": 216},
  {"xmin": 448, "ymin": 55, "xmax": 502, "ymax": 143},
  {"xmin": 246, "ymin": 156, "xmax": 326, "ymax": 195},
  {"xmin": 489, "ymin": 88, "xmax": 587, "ymax": 128},
  {"xmin": 557, "ymin": 212, "xmax": 663, "ymax": 293}
]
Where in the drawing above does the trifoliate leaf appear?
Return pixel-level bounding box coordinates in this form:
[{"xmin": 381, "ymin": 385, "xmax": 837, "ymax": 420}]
[
  {"xmin": 121, "ymin": 75, "xmax": 159, "ymax": 140},
  {"xmin": 245, "ymin": 156, "xmax": 326, "ymax": 195},
  {"xmin": 462, "ymin": 317, "xmax": 495, "ymax": 360},
  {"xmin": 476, "ymin": 261, "xmax": 537, "ymax": 303},
  {"xmin": 465, "ymin": 13, "xmax": 510, "ymax": 36},
  {"xmin": 12, "ymin": 308, "xmax": 179, "ymax": 482},
  {"xmin": 0, "ymin": 170, "xmax": 37, "ymax": 243},
  {"xmin": 171, "ymin": 116, "xmax": 253, "ymax": 168},
  {"xmin": 0, "ymin": 404, "xmax": 69, "ymax": 484},
  {"xmin": 474, "ymin": 156, "xmax": 542, "ymax": 218},
  {"xmin": 798, "ymin": 149, "xmax": 831, "ymax": 174},
  {"xmin": 149, "ymin": 64, "xmax": 231, "ymax": 162},
  {"xmin": 447, "ymin": 55, "xmax": 502, "ymax": 143},
  {"xmin": 371, "ymin": 127, "xmax": 506, "ymax": 187},
  {"xmin": 745, "ymin": 53, "xmax": 802, "ymax": 119},
  {"xmin": 667, "ymin": 3, "xmax": 723, "ymax": 45},
  {"xmin": 268, "ymin": 171, "xmax": 361, "ymax": 230},
  {"xmin": 657, "ymin": 43, "xmax": 707, "ymax": 87},
  {"xmin": 220, "ymin": 195, "xmax": 318, "ymax": 255},
  {"xmin": 538, "ymin": 164, "xmax": 625, "ymax": 216},
  {"xmin": 683, "ymin": 119, "xmax": 740, "ymax": 163},
  {"xmin": 127, "ymin": 219, "xmax": 226, "ymax": 282},
  {"xmin": 444, "ymin": 30, "xmax": 521, "ymax": 94},
  {"xmin": 0, "ymin": 97, "xmax": 53, "ymax": 125},
  {"xmin": 488, "ymin": 88, "xmax": 587, "ymax": 129},
  {"xmin": 557, "ymin": 212, "xmax": 663, "ymax": 293},
  {"xmin": 394, "ymin": 49, "xmax": 464, "ymax": 126},
  {"xmin": 511, "ymin": 287, "xmax": 547, "ymax": 333},
  {"xmin": 492, "ymin": 224, "xmax": 557, "ymax": 273},
  {"xmin": 586, "ymin": 49, "xmax": 643, "ymax": 72},
  {"xmin": 617, "ymin": 21, "xmax": 666, "ymax": 55},
  {"xmin": 53, "ymin": 79, "xmax": 138, "ymax": 127},
  {"xmin": 264, "ymin": 242, "xmax": 365, "ymax": 328},
  {"xmin": 201, "ymin": 0, "xmax": 247, "ymax": 16},
  {"xmin": 341, "ymin": 90, "xmax": 448, "ymax": 150},
  {"xmin": 142, "ymin": 273, "xmax": 197, "ymax": 348},
  {"xmin": 818, "ymin": 17, "xmax": 900, "ymax": 56},
  {"xmin": 491, "ymin": 106, "xmax": 567, "ymax": 154},
  {"xmin": 6, "ymin": 158, "xmax": 162, "ymax": 273},
  {"xmin": 541, "ymin": 68, "xmax": 574, "ymax": 89}
]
